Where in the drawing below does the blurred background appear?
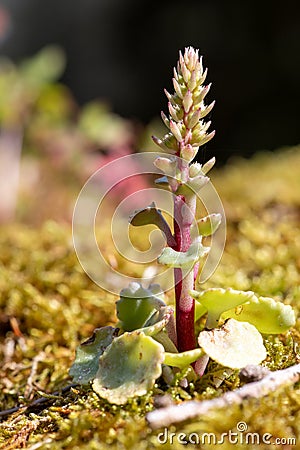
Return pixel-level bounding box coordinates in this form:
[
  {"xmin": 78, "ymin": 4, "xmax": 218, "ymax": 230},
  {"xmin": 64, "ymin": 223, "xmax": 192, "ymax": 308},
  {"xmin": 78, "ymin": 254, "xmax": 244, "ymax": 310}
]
[{"xmin": 0, "ymin": 0, "xmax": 299, "ymax": 223}]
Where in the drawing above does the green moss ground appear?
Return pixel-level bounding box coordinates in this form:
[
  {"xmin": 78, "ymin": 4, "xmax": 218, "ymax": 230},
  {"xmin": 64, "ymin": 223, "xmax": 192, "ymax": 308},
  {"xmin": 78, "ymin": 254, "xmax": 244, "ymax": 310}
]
[{"xmin": 0, "ymin": 147, "xmax": 300, "ymax": 449}]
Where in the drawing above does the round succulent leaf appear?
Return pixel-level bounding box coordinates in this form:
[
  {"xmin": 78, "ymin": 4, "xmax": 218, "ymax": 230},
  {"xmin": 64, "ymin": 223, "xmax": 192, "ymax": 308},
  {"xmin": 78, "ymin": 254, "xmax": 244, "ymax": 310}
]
[
  {"xmin": 191, "ymin": 288, "xmax": 256, "ymax": 328},
  {"xmin": 222, "ymin": 295, "xmax": 296, "ymax": 334},
  {"xmin": 69, "ymin": 326, "xmax": 116, "ymax": 384},
  {"xmin": 198, "ymin": 319, "xmax": 267, "ymax": 369},
  {"xmin": 93, "ymin": 331, "xmax": 164, "ymax": 405},
  {"xmin": 164, "ymin": 348, "xmax": 204, "ymax": 369},
  {"xmin": 148, "ymin": 283, "xmax": 165, "ymax": 298},
  {"xmin": 158, "ymin": 239, "xmax": 209, "ymax": 269},
  {"xmin": 116, "ymin": 282, "xmax": 166, "ymax": 331},
  {"xmin": 119, "ymin": 282, "xmax": 165, "ymax": 301},
  {"xmin": 117, "ymin": 297, "xmax": 158, "ymax": 331}
]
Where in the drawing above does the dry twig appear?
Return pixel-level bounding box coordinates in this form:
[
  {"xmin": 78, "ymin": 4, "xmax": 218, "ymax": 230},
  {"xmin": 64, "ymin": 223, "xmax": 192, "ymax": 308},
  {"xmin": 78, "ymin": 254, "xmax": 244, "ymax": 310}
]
[
  {"xmin": 0, "ymin": 384, "xmax": 78, "ymax": 419},
  {"xmin": 146, "ymin": 363, "xmax": 300, "ymax": 429}
]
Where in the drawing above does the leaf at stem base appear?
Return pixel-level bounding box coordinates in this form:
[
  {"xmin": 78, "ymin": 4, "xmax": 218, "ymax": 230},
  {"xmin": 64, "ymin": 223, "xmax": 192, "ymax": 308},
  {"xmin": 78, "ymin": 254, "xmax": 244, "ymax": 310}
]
[{"xmin": 198, "ymin": 319, "xmax": 266, "ymax": 369}]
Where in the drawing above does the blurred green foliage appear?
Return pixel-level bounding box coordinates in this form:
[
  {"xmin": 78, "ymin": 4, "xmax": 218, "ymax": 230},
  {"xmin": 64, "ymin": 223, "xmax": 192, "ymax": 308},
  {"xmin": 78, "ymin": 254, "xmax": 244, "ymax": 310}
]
[
  {"xmin": 0, "ymin": 46, "xmax": 66, "ymax": 127},
  {"xmin": 0, "ymin": 47, "xmax": 136, "ymax": 224}
]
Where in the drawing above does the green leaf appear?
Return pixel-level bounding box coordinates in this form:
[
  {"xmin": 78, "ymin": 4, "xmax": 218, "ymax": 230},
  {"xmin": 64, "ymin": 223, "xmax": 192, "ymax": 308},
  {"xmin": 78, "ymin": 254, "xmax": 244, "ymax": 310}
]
[
  {"xmin": 129, "ymin": 202, "xmax": 163, "ymax": 227},
  {"xmin": 93, "ymin": 331, "xmax": 164, "ymax": 405},
  {"xmin": 164, "ymin": 348, "xmax": 204, "ymax": 369},
  {"xmin": 198, "ymin": 319, "xmax": 266, "ymax": 369},
  {"xmin": 69, "ymin": 326, "xmax": 116, "ymax": 384},
  {"xmin": 222, "ymin": 295, "xmax": 296, "ymax": 334},
  {"xmin": 193, "ymin": 213, "xmax": 222, "ymax": 237},
  {"xmin": 194, "ymin": 299, "xmax": 207, "ymax": 322},
  {"xmin": 190, "ymin": 288, "xmax": 256, "ymax": 328},
  {"xmin": 21, "ymin": 46, "xmax": 65, "ymax": 86},
  {"xmin": 153, "ymin": 330, "xmax": 178, "ymax": 353},
  {"xmin": 116, "ymin": 282, "xmax": 166, "ymax": 332},
  {"xmin": 119, "ymin": 281, "xmax": 164, "ymax": 300},
  {"xmin": 129, "ymin": 203, "xmax": 176, "ymax": 246},
  {"xmin": 136, "ymin": 306, "xmax": 173, "ymax": 336},
  {"xmin": 158, "ymin": 238, "xmax": 209, "ymax": 269}
]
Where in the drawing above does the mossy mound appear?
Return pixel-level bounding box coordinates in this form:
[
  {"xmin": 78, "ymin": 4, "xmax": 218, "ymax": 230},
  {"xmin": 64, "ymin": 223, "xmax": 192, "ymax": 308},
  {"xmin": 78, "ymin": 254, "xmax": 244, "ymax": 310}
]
[{"xmin": 1, "ymin": 147, "xmax": 300, "ymax": 449}]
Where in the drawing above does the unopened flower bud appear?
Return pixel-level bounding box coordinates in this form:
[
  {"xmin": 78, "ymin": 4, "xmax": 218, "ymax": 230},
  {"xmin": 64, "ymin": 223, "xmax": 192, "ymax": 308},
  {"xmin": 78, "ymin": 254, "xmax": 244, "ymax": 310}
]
[
  {"xmin": 189, "ymin": 162, "xmax": 202, "ymax": 177},
  {"xmin": 182, "ymin": 90, "xmax": 193, "ymax": 113},
  {"xmin": 169, "ymin": 120, "xmax": 183, "ymax": 142},
  {"xmin": 179, "ymin": 50, "xmax": 185, "ymax": 67},
  {"xmin": 181, "ymin": 63, "xmax": 190, "ymax": 84},
  {"xmin": 184, "ymin": 48, "xmax": 190, "ymax": 65},
  {"xmin": 152, "ymin": 134, "xmax": 177, "ymax": 154},
  {"xmin": 181, "ymin": 144, "xmax": 196, "ymax": 162},
  {"xmin": 164, "ymin": 89, "xmax": 173, "ymax": 101},
  {"xmin": 187, "ymin": 70, "xmax": 197, "ymax": 91},
  {"xmin": 173, "ymin": 78, "xmax": 184, "ymax": 99},
  {"xmin": 190, "ymin": 125, "xmax": 206, "ymax": 145},
  {"xmin": 202, "ymin": 157, "xmax": 216, "ymax": 174},
  {"xmin": 199, "ymin": 130, "xmax": 215, "ymax": 146},
  {"xmin": 197, "ymin": 56, "xmax": 203, "ymax": 76},
  {"xmin": 202, "ymin": 120, "xmax": 212, "ymax": 132},
  {"xmin": 173, "ymin": 67, "xmax": 179, "ymax": 81},
  {"xmin": 153, "ymin": 47, "xmax": 215, "ymax": 155},
  {"xmin": 184, "ymin": 47, "xmax": 197, "ymax": 70},
  {"xmin": 194, "ymin": 83, "xmax": 211, "ymax": 106},
  {"xmin": 186, "ymin": 108, "xmax": 201, "ymax": 129},
  {"xmin": 152, "ymin": 135, "xmax": 164, "ymax": 149},
  {"xmin": 188, "ymin": 174, "xmax": 209, "ymax": 192},
  {"xmin": 192, "ymin": 49, "xmax": 199, "ymax": 69},
  {"xmin": 163, "ymin": 132, "xmax": 179, "ymax": 152},
  {"xmin": 198, "ymin": 67, "xmax": 208, "ymax": 86},
  {"xmin": 154, "ymin": 156, "xmax": 177, "ymax": 176},
  {"xmin": 200, "ymin": 101, "xmax": 215, "ymax": 119},
  {"xmin": 184, "ymin": 129, "xmax": 193, "ymax": 144},
  {"xmin": 161, "ymin": 111, "xmax": 170, "ymax": 129},
  {"xmin": 168, "ymin": 102, "xmax": 180, "ymax": 121}
]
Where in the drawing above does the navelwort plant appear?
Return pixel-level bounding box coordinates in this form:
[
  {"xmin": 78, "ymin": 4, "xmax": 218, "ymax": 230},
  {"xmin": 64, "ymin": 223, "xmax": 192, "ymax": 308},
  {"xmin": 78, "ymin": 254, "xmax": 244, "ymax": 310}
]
[{"xmin": 69, "ymin": 47, "xmax": 296, "ymax": 405}]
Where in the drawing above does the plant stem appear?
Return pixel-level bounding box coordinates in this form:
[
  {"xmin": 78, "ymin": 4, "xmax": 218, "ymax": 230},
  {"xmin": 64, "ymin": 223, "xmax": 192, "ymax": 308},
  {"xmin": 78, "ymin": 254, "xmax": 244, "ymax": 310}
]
[
  {"xmin": 152, "ymin": 47, "xmax": 216, "ymax": 355},
  {"xmin": 173, "ymin": 194, "xmax": 196, "ymax": 352}
]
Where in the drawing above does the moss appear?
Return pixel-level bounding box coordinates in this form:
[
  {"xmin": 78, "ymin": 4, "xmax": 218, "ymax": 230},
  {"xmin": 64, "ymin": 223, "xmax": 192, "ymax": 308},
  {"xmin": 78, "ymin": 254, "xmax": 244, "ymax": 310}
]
[
  {"xmin": 160, "ymin": 384, "xmax": 300, "ymax": 449},
  {"xmin": 1, "ymin": 146, "xmax": 300, "ymax": 448}
]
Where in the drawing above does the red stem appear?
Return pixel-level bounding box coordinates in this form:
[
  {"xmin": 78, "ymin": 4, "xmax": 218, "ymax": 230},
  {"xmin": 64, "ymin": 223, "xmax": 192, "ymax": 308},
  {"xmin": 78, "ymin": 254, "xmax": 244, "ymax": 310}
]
[{"xmin": 172, "ymin": 195, "xmax": 196, "ymax": 352}]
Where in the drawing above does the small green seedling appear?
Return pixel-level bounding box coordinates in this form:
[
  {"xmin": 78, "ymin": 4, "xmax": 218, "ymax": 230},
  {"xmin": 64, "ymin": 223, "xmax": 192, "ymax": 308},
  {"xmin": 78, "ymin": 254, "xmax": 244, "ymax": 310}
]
[{"xmin": 70, "ymin": 47, "xmax": 296, "ymax": 404}]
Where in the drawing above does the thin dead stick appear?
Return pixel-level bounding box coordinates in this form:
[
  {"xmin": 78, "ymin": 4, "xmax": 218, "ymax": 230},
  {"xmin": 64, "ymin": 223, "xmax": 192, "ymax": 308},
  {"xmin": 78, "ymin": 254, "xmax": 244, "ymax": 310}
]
[
  {"xmin": 0, "ymin": 383, "xmax": 78, "ymax": 418},
  {"xmin": 24, "ymin": 352, "xmax": 45, "ymax": 399},
  {"xmin": 146, "ymin": 363, "xmax": 300, "ymax": 430}
]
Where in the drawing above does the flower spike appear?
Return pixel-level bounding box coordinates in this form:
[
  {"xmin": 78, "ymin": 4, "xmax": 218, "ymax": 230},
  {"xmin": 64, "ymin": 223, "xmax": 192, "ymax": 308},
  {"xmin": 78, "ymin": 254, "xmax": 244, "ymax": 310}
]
[{"xmin": 153, "ymin": 47, "xmax": 215, "ymax": 161}]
